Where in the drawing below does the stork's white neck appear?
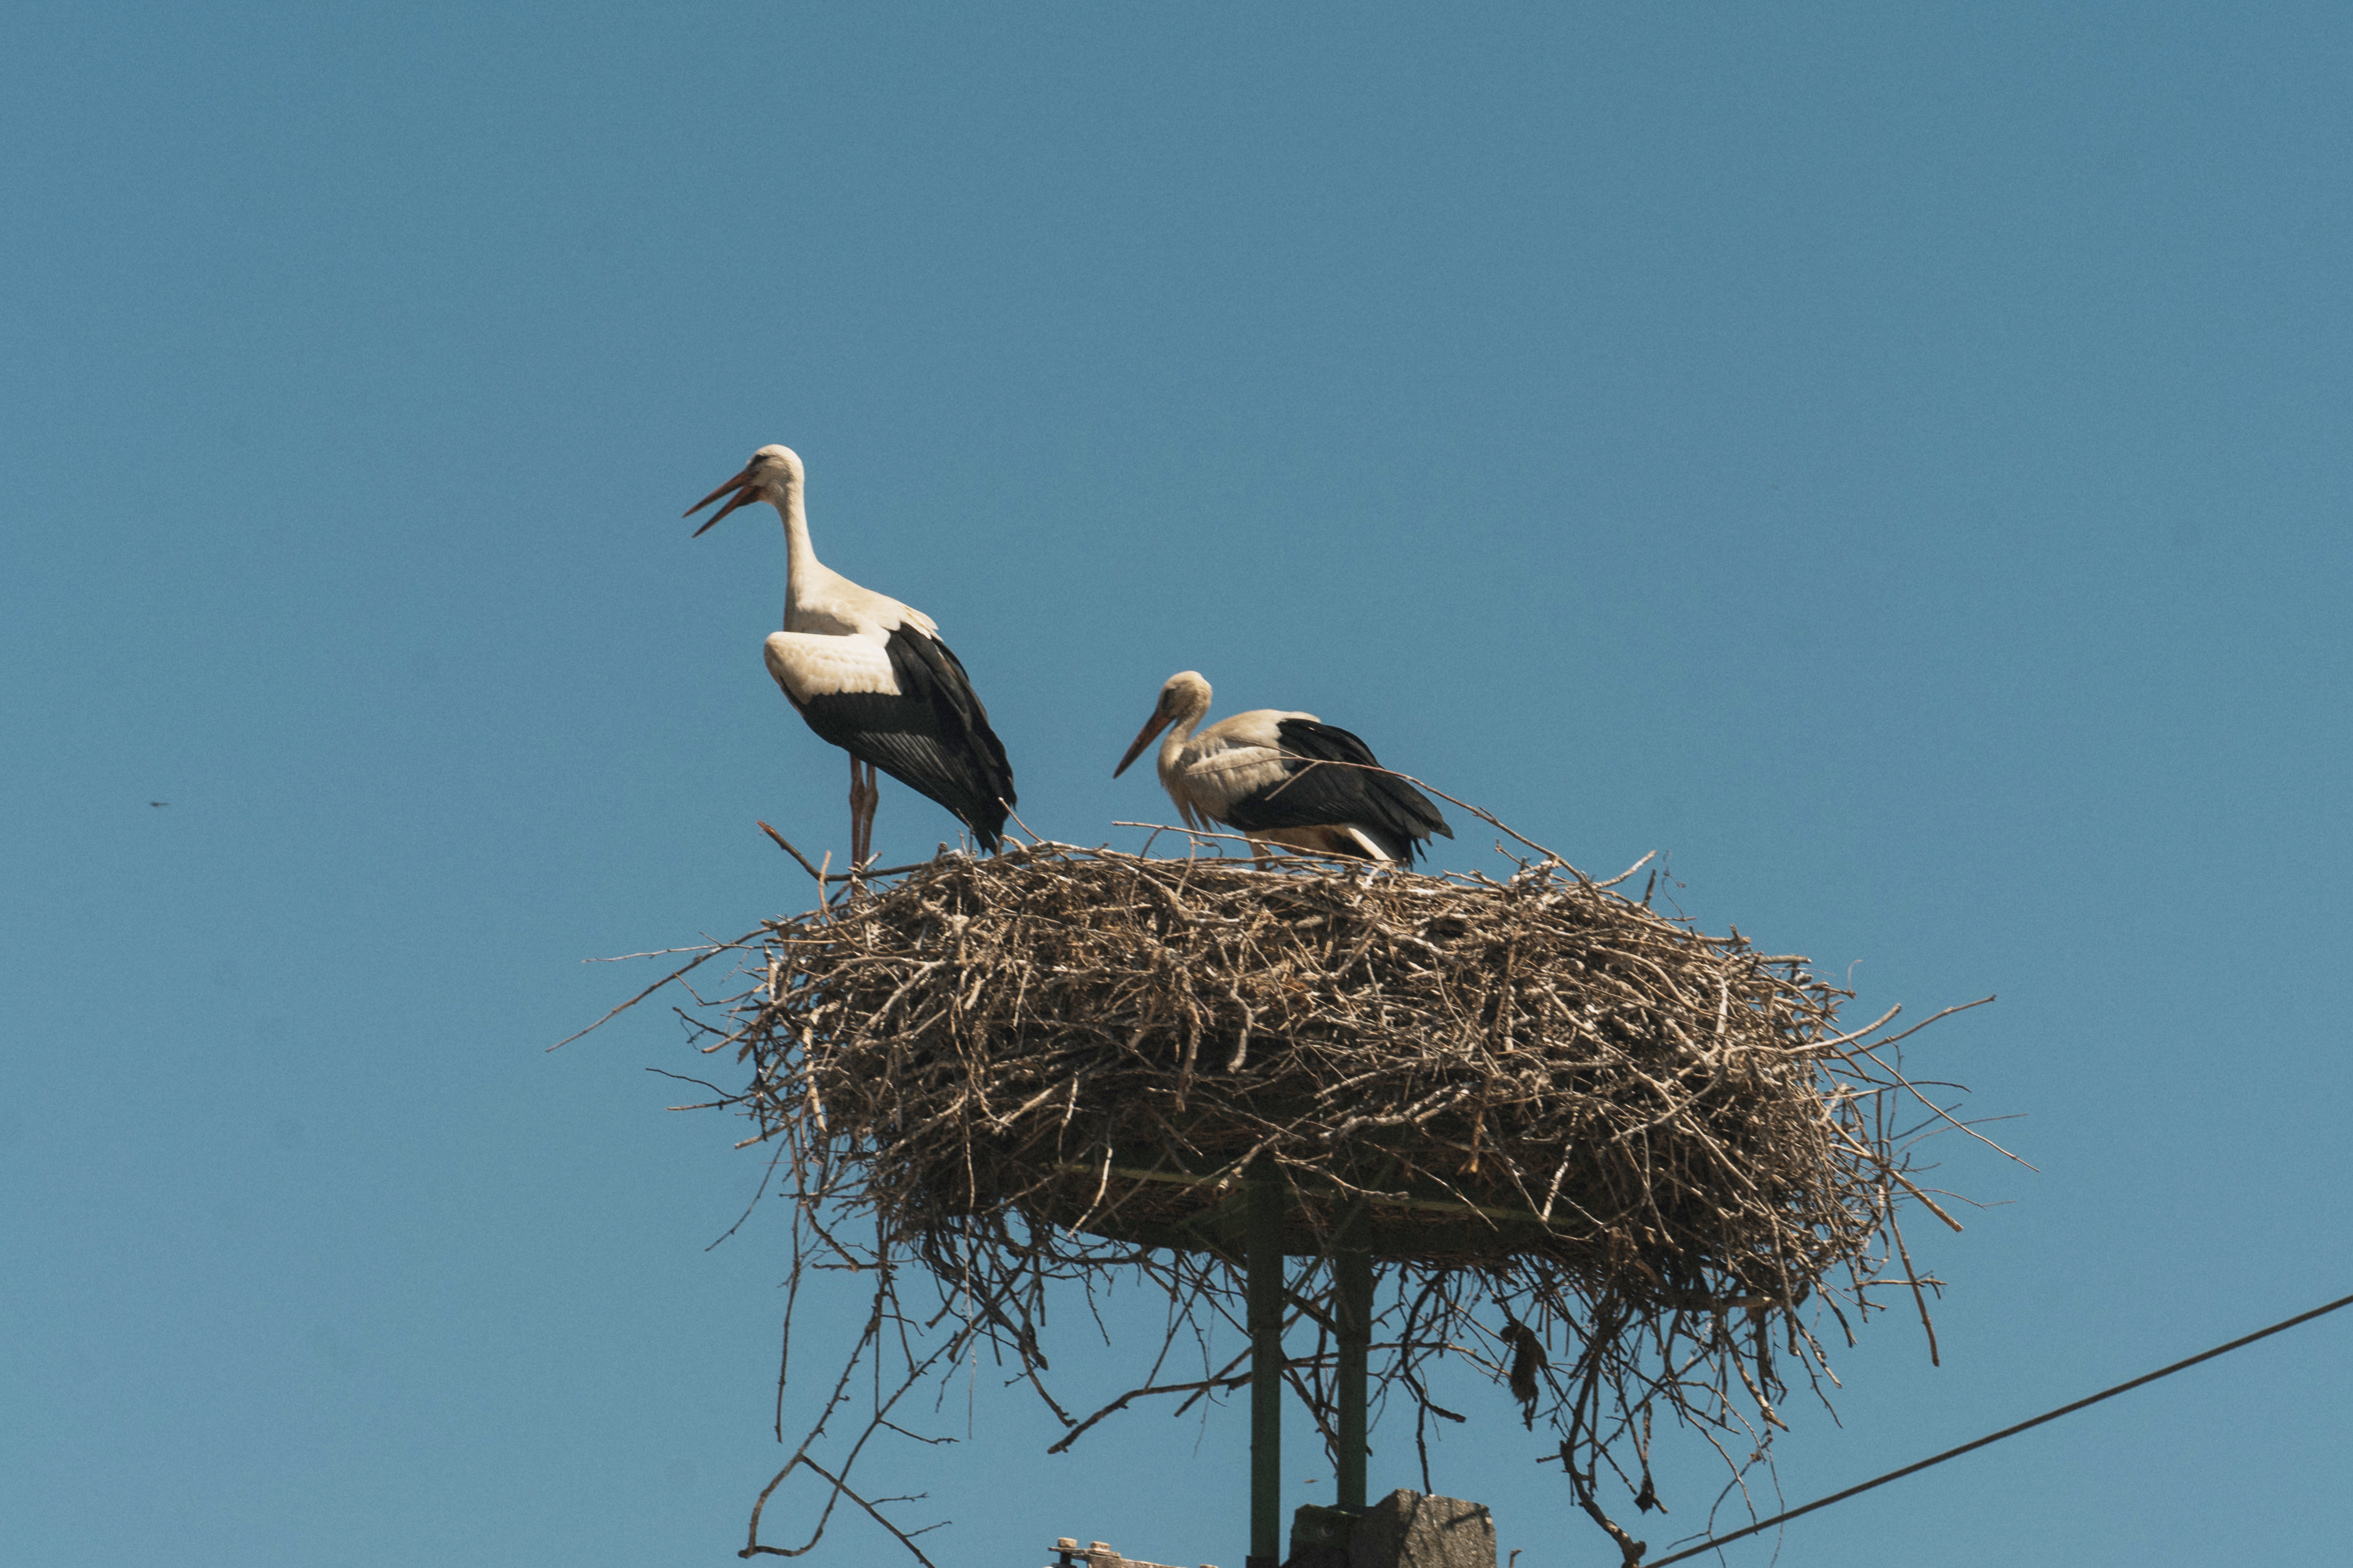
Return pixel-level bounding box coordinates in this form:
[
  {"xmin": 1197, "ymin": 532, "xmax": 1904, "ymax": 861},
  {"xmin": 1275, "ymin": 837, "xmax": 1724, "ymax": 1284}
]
[
  {"xmin": 768, "ymin": 482, "xmax": 824, "ymax": 612},
  {"xmin": 1156, "ymin": 682, "xmax": 1214, "ymax": 784}
]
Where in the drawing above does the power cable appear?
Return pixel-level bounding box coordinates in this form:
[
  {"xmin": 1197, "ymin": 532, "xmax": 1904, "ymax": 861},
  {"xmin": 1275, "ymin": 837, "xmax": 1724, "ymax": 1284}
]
[{"xmin": 1641, "ymin": 1288, "xmax": 2353, "ymax": 1566}]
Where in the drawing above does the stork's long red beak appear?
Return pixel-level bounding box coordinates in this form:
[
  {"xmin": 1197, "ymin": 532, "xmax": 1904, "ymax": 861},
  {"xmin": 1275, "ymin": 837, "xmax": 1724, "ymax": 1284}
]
[
  {"xmin": 685, "ymin": 465, "xmax": 759, "ymax": 536},
  {"xmin": 1113, "ymin": 709, "xmax": 1172, "ymax": 777}
]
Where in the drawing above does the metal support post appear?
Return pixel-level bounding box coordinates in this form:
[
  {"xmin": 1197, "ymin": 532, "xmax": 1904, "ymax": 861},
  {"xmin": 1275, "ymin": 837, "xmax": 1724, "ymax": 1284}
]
[
  {"xmin": 1247, "ymin": 1172, "xmax": 1285, "ymax": 1568},
  {"xmin": 1335, "ymin": 1244, "xmax": 1371, "ymax": 1511}
]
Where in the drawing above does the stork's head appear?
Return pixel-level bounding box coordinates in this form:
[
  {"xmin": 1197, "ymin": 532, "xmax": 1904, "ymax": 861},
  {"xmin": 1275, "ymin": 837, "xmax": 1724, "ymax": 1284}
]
[
  {"xmin": 685, "ymin": 444, "xmax": 804, "ymax": 535},
  {"xmin": 1113, "ymin": 671, "xmax": 1213, "ymax": 777}
]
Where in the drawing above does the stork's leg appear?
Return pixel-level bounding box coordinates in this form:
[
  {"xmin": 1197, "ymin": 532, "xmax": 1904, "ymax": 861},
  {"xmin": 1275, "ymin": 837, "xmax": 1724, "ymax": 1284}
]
[
  {"xmin": 853, "ymin": 759, "xmax": 880, "ymax": 870},
  {"xmin": 847, "ymin": 752, "xmax": 866, "ymax": 870},
  {"xmin": 867, "ymin": 761, "xmax": 880, "ymax": 867}
]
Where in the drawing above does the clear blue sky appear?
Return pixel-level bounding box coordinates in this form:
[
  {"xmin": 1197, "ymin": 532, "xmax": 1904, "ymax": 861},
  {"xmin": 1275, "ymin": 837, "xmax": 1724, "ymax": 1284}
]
[{"xmin": 5, "ymin": 4, "xmax": 2348, "ymax": 1565}]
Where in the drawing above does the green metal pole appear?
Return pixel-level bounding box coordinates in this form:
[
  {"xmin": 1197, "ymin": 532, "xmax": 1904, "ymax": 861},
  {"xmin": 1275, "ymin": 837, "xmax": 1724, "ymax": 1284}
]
[
  {"xmin": 1247, "ymin": 1173, "xmax": 1285, "ymax": 1568},
  {"xmin": 1336, "ymin": 1246, "xmax": 1371, "ymax": 1510}
]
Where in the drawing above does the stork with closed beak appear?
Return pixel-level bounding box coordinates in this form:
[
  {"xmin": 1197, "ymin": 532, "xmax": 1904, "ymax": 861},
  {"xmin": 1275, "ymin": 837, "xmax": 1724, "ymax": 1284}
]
[
  {"xmin": 1113, "ymin": 671, "xmax": 1450, "ymax": 865},
  {"xmin": 687, "ymin": 445, "xmax": 1016, "ymax": 867}
]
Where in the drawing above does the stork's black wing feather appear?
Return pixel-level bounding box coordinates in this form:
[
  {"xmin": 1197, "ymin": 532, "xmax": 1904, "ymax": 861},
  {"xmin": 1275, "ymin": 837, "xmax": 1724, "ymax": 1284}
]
[
  {"xmin": 793, "ymin": 626, "xmax": 1016, "ymax": 850},
  {"xmin": 1219, "ymin": 718, "xmax": 1452, "ymax": 865}
]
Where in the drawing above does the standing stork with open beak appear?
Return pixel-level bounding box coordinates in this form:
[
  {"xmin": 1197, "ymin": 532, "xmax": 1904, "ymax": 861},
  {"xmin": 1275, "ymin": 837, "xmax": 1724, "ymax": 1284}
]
[
  {"xmin": 687, "ymin": 445, "xmax": 1016, "ymax": 867},
  {"xmin": 1113, "ymin": 671, "xmax": 1451, "ymax": 866}
]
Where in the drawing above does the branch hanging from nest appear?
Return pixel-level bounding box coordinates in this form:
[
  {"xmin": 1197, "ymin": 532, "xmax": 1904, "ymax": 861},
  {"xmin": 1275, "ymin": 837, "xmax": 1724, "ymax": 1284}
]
[{"xmin": 595, "ymin": 827, "xmax": 1996, "ymax": 1562}]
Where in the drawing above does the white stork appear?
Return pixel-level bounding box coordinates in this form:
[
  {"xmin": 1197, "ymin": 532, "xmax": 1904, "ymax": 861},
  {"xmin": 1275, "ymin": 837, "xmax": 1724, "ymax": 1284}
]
[
  {"xmin": 1113, "ymin": 671, "xmax": 1451, "ymax": 865},
  {"xmin": 687, "ymin": 445, "xmax": 1016, "ymax": 866}
]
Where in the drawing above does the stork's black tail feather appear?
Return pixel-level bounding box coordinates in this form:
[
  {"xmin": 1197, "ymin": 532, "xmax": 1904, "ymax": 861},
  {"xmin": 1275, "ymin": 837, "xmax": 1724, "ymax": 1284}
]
[{"xmin": 1223, "ymin": 717, "xmax": 1450, "ymax": 866}]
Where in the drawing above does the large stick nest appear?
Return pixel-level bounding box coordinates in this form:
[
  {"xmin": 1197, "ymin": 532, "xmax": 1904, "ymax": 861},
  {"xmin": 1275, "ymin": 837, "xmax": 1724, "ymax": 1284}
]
[
  {"xmin": 662, "ymin": 834, "xmax": 1980, "ymax": 1562},
  {"xmin": 757, "ymin": 844, "xmax": 1905, "ymax": 1297}
]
